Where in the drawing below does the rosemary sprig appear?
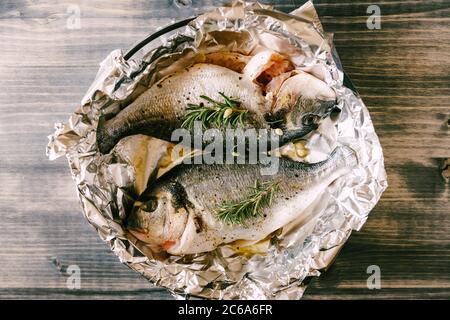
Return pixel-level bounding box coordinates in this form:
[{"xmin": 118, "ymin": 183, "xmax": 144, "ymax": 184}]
[
  {"xmin": 181, "ymin": 92, "xmax": 248, "ymax": 129},
  {"xmin": 216, "ymin": 180, "xmax": 280, "ymax": 225}
]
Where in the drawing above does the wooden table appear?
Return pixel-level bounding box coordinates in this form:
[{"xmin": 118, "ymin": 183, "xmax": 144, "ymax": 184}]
[{"xmin": 0, "ymin": 0, "xmax": 449, "ymax": 299}]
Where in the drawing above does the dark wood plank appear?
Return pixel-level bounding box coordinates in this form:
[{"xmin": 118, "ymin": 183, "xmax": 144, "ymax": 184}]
[{"xmin": 0, "ymin": 0, "xmax": 449, "ymax": 299}]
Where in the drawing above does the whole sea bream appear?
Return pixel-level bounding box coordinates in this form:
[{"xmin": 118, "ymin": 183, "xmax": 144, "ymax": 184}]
[
  {"xmin": 97, "ymin": 63, "xmax": 270, "ymax": 154},
  {"xmin": 96, "ymin": 54, "xmax": 338, "ymax": 154},
  {"xmin": 126, "ymin": 146, "xmax": 358, "ymax": 255}
]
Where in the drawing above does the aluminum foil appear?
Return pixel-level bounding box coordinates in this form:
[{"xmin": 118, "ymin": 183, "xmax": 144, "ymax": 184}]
[{"xmin": 47, "ymin": 1, "xmax": 388, "ymax": 299}]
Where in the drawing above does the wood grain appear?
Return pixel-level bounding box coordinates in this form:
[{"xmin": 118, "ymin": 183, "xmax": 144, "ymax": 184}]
[{"xmin": 0, "ymin": 0, "xmax": 449, "ymax": 299}]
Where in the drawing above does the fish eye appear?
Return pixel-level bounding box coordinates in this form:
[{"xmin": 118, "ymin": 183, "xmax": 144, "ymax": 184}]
[
  {"xmin": 142, "ymin": 198, "xmax": 158, "ymax": 212},
  {"xmin": 302, "ymin": 113, "xmax": 319, "ymax": 126}
]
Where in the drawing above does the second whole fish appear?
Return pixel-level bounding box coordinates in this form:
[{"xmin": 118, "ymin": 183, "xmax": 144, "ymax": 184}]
[{"xmin": 126, "ymin": 145, "xmax": 358, "ymax": 255}]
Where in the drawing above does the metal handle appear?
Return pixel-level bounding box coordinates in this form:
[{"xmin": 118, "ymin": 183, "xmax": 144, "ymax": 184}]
[{"xmin": 123, "ymin": 16, "xmax": 197, "ymax": 61}]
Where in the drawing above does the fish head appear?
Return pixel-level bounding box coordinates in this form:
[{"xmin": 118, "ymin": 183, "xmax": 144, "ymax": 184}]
[
  {"xmin": 126, "ymin": 181, "xmax": 191, "ymax": 251},
  {"xmin": 288, "ymin": 98, "xmax": 338, "ymax": 128},
  {"xmin": 270, "ymin": 97, "xmax": 338, "ymax": 136},
  {"xmin": 267, "ymin": 71, "xmax": 338, "ymax": 139}
]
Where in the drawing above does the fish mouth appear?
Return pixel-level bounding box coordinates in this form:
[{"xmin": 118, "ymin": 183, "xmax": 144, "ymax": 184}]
[
  {"xmin": 126, "ymin": 214, "xmax": 190, "ymax": 252},
  {"xmin": 278, "ymin": 125, "xmax": 318, "ymax": 146},
  {"xmin": 127, "ymin": 227, "xmax": 182, "ymax": 253},
  {"xmin": 127, "ymin": 227, "xmax": 150, "ymax": 243}
]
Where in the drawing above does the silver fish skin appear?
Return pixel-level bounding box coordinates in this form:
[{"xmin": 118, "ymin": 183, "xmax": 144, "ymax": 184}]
[
  {"xmin": 126, "ymin": 146, "xmax": 358, "ymax": 255},
  {"xmin": 96, "ymin": 63, "xmax": 269, "ymax": 154}
]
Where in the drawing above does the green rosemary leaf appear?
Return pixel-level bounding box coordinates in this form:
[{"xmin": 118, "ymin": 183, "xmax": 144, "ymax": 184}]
[
  {"xmin": 219, "ymin": 92, "xmax": 239, "ymax": 108},
  {"xmin": 181, "ymin": 93, "xmax": 248, "ymax": 130},
  {"xmin": 216, "ymin": 180, "xmax": 280, "ymax": 225},
  {"xmin": 266, "ymin": 119, "xmax": 283, "ymax": 125}
]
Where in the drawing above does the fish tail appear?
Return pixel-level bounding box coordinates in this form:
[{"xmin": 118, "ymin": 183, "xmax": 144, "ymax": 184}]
[{"xmin": 96, "ymin": 117, "xmax": 117, "ymax": 154}]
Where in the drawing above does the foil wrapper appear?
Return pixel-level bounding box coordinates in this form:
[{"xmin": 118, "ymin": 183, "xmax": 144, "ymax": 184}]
[{"xmin": 47, "ymin": 1, "xmax": 387, "ymax": 299}]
